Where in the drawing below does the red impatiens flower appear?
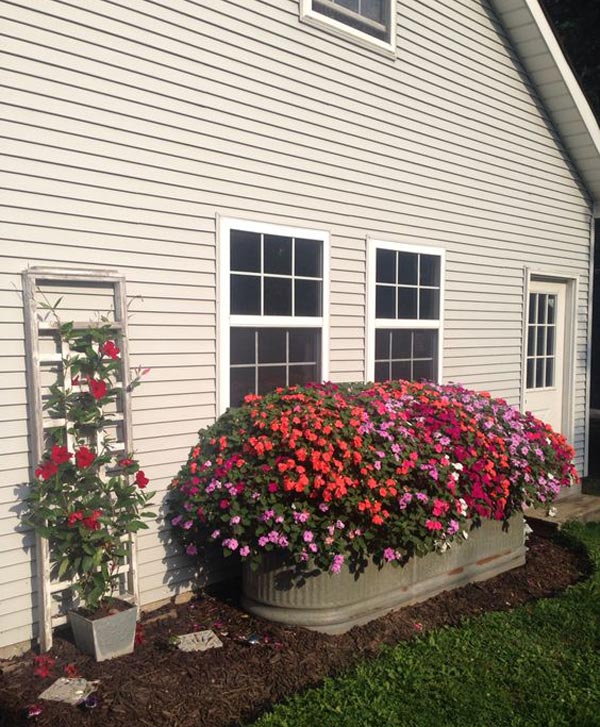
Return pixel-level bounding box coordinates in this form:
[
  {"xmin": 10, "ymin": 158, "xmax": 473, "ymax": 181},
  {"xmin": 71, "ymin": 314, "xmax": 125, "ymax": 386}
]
[
  {"xmin": 135, "ymin": 470, "xmax": 149, "ymax": 488},
  {"xmin": 68, "ymin": 511, "xmax": 84, "ymax": 527},
  {"xmin": 82, "ymin": 510, "xmax": 102, "ymax": 531},
  {"xmin": 101, "ymin": 340, "xmax": 120, "ymax": 360},
  {"xmin": 51, "ymin": 445, "xmax": 72, "ymax": 465},
  {"xmin": 33, "ymin": 655, "xmax": 55, "ymax": 679},
  {"xmin": 35, "ymin": 460, "xmax": 58, "ymax": 481},
  {"xmin": 87, "ymin": 376, "xmax": 108, "ymax": 400},
  {"xmin": 75, "ymin": 446, "xmax": 95, "ymax": 469}
]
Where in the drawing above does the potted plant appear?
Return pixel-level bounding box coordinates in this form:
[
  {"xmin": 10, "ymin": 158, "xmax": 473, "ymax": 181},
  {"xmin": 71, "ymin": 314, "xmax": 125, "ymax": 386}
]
[
  {"xmin": 25, "ymin": 313, "xmax": 155, "ymax": 661},
  {"xmin": 168, "ymin": 380, "xmax": 577, "ymax": 632}
]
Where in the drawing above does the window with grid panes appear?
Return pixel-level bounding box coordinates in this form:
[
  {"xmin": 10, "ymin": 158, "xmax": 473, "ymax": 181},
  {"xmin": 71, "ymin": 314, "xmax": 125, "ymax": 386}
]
[
  {"xmin": 226, "ymin": 226, "xmax": 326, "ymax": 407},
  {"xmin": 526, "ymin": 292, "xmax": 557, "ymax": 390},
  {"xmin": 373, "ymin": 244, "xmax": 442, "ymax": 383}
]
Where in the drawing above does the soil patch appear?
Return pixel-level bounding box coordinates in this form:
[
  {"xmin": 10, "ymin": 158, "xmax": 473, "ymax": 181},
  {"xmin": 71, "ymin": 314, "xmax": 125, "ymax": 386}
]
[{"xmin": 0, "ymin": 533, "xmax": 587, "ymax": 727}]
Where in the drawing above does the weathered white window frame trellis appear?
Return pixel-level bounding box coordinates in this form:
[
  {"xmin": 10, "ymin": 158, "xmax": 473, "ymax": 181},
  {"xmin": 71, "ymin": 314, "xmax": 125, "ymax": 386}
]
[{"xmin": 22, "ymin": 268, "xmax": 138, "ymax": 652}]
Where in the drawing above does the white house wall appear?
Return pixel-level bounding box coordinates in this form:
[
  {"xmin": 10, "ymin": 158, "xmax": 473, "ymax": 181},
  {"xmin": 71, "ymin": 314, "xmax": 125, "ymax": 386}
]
[{"xmin": 0, "ymin": 0, "xmax": 594, "ymax": 650}]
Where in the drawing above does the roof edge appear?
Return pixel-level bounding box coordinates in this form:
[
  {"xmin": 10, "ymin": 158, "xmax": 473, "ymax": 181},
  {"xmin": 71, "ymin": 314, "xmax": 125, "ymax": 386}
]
[{"xmin": 491, "ymin": 0, "xmax": 600, "ymax": 205}]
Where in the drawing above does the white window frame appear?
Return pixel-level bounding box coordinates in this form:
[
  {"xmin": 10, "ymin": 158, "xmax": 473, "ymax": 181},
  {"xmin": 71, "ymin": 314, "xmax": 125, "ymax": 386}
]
[
  {"xmin": 218, "ymin": 216, "xmax": 330, "ymax": 413},
  {"xmin": 366, "ymin": 238, "xmax": 445, "ymax": 383},
  {"xmin": 300, "ymin": 0, "xmax": 397, "ymax": 57}
]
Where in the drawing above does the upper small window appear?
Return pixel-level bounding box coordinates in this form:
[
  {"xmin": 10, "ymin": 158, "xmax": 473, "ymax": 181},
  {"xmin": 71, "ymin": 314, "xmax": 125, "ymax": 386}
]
[{"xmin": 301, "ymin": 0, "xmax": 396, "ymax": 54}]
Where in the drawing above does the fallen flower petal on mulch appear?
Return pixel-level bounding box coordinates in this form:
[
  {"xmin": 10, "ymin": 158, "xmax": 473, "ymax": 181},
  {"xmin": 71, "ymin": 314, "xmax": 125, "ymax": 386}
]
[{"xmin": 0, "ymin": 534, "xmax": 587, "ymax": 727}]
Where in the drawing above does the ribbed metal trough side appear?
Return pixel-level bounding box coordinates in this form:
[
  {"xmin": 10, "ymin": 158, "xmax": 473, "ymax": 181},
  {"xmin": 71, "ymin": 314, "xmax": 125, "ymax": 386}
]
[{"xmin": 242, "ymin": 516, "xmax": 526, "ymax": 634}]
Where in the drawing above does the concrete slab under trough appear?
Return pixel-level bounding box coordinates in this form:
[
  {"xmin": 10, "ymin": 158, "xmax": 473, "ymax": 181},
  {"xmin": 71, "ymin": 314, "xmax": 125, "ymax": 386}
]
[{"xmin": 525, "ymin": 493, "xmax": 600, "ymax": 536}]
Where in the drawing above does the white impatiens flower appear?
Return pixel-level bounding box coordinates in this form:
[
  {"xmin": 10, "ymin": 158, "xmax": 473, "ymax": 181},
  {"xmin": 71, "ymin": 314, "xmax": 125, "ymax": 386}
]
[
  {"xmin": 457, "ymin": 498, "xmax": 468, "ymax": 516},
  {"xmin": 547, "ymin": 506, "xmax": 558, "ymax": 517},
  {"xmin": 451, "ymin": 472, "xmax": 459, "ymax": 481},
  {"xmin": 452, "ymin": 462, "xmax": 464, "ymax": 471},
  {"xmin": 462, "ymin": 530, "xmax": 469, "ymax": 540},
  {"xmin": 523, "ymin": 521, "xmax": 533, "ymax": 541}
]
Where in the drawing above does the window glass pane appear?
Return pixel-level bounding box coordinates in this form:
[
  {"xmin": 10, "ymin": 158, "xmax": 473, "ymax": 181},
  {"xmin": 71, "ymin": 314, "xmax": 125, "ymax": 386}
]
[
  {"xmin": 374, "ymin": 361, "xmax": 390, "ymax": 382},
  {"xmin": 362, "ymin": 0, "xmax": 384, "ymax": 22},
  {"xmin": 295, "ymin": 238, "xmax": 322, "ymax": 278},
  {"xmin": 258, "ymin": 366, "xmax": 287, "ymax": 395},
  {"xmin": 413, "ymin": 359, "xmax": 435, "ymax": 381},
  {"xmin": 231, "ymin": 275, "xmax": 261, "ymax": 315},
  {"xmin": 264, "ymin": 235, "xmax": 292, "ymax": 275},
  {"xmin": 376, "ymin": 285, "xmax": 395, "ymax": 318},
  {"xmin": 375, "ymin": 329, "xmax": 391, "ymax": 359},
  {"xmin": 536, "ymin": 326, "xmax": 545, "ymax": 358},
  {"xmin": 537, "ymin": 294, "xmax": 547, "ymax": 324},
  {"xmin": 230, "ymin": 367, "xmax": 255, "ymax": 407},
  {"xmin": 398, "ymin": 252, "xmax": 418, "ymax": 285},
  {"xmin": 528, "ymin": 294, "xmax": 537, "ymax": 324},
  {"xmin": 527, "ymin": 325, "xmax": 535, "ymax": 357},
  {"xmin": 398, "ymin": 287, "xmax": 418, "ymax": 319},
  {"xmin": 376, "ymin": 249, "xmax": 396, "ymax": 284},
  {"xmin": 290, "ymin": 329, "xmax": 320, "ymax": 363},
  {"xmin": 391, "ymin": 330, "xmax": 411, "ymax": 359},
  {"xmin": 264, "ymin": 277, "xmax": 292, "ymax": 316},
  {"xmin": 420, "ymin": 254, "xmax": 440, "ymax": 287},
  {"xmin": 231, "ymin": 230, "xmax": 261, "ymax": 272},
  {"xmin": 546, "ymin": 326, "xmax": 555, "ymax": 356},
  {"xmin": 526, "ymin": 359, "xmax": 534, "ymax": 389},
  {"xmin": 547, "ymin": 295, "xmax": 556, "ymax": 324},
  {"xmin": 419, "ymin": 289, "xmax": 439, "ymax": 320},
  {"xmin": 392, "ymin": 360, "xmax": 412, "ymax": 380},
  {"xmin": 295, "ymin": 280, "xmax": 322, "ymax": 317},
  {"xmin": 546, "ymin": 357, "xmax": 554, "ymax": 387},
  {"xmin": 289, "ymin": 364, "xmax": 319, "ymax": 386},
  {"xmin": 335, "ymin": 0, "xmax": 359, "ymax": 11},
  {"xmin": 230, "ymin": 328, "xmax": 255, "ymax": 365},
  {"xmin": 258, "ymin": 329, "xmax": 286, "ymax": 364},
  {"xmin": 535, "ymin": 358, "xmax": 544, "ymax": 388},
  {"xmin": 413, "ymin": 330, "xmax": 436, "ymax": 358}
]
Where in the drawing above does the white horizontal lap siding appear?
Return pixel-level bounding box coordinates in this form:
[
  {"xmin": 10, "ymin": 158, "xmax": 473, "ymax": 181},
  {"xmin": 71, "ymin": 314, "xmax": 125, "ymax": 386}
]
[{"xmin": 0, "ymin": 0, "xmax": 593, "ymax": 649}]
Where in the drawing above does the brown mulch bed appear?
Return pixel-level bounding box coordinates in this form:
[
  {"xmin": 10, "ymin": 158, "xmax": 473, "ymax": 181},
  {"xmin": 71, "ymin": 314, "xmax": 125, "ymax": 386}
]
[{"xmin": 0, "ymin": 532, "xmax": 588, "ymax": 727}]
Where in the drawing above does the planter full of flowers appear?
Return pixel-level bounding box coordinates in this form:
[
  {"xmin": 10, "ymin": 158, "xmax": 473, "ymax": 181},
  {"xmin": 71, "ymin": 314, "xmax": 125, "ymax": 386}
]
[{"xmin": 169, "ymin": 380, "xmax": 577, "ymax": 632}]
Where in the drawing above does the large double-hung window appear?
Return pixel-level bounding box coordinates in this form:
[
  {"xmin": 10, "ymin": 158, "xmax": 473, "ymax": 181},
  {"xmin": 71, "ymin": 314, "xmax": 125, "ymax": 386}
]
[
  {"xmin": 367, "ymin": 240, "xmax": 444, "ymax": 383},
  {"xmin": 219, "ymin": 219, "xmax": 329, "ymax": 410}
]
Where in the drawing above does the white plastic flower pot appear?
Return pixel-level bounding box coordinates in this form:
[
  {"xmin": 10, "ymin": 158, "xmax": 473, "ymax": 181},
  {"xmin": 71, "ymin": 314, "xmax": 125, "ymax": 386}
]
[
  {"xmin": 68, "ymin": 602, "xmax": 138, "ymax": 661},
  {"xmin": 242, "ymin": 516, "xmax": 526, "ymax": 634}
]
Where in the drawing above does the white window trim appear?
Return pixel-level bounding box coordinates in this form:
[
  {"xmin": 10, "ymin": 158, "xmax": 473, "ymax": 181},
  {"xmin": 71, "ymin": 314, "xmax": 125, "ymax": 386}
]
[
  {"xmin": 217, "ymin": 216, "xmax": 330, "ymax": 413},
  {"xmin": 300, "ymin": 0, "xmax": 397, "ymax": 57},
  {"xmin": 366, "ymin": 238, "xmax": 445, "ymax": 384}
]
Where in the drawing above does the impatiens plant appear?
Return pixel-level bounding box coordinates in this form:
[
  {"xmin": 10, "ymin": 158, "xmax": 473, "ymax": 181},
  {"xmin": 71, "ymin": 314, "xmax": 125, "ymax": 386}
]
[
  {"xmin": 168, "ymin": 381, "xmax": 577, "ymax": 574},
  {"xmin": 25, "ymin": 316, "xmax": 155, "ymax": 611}
]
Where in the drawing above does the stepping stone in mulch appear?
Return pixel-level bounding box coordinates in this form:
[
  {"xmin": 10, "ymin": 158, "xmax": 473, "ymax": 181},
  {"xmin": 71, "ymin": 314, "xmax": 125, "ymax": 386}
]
[
  {"xmin": 175, "ymin": 630, "xmax": 223, "ymax": 652},
  {"xmin": 38, "ymin": 677, "xmax": 98, "ymax": 705}
]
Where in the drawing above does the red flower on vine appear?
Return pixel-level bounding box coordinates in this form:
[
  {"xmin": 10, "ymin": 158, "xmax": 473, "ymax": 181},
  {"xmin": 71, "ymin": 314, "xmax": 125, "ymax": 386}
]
[
  {"xmin": 82, "ymin": 510, "xmax": 102, "ymax": 531},
  {"xmin": 75, "ymin": 446, "xmax": 95, "ymax": 469},
  {"xmin": 101, "ymin": 340, "xmax": 120, "ymax": 360},
  {"xmin": 135, "ymin": 471, "xmax": 149, "ymax": 488},
  {"xmin": 35, "ymin": 460, "xmax": 58, "ymax": 481},
  {"xmin": 87, "ymin": 377, "xmax": 107, "ymax": 400},
  {"xmin": 51, "ymin": 445, "xmax": 72, "ymax": 465},
  {"xmin": 68, "ymin": 511, "xmax": 84, "ymax": 527}
]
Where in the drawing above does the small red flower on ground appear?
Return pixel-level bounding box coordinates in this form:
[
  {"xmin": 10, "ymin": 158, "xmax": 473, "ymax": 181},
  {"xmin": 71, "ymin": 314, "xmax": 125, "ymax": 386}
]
[
  {"xmin": 32, "ymin": 655, "xmax": 55, "ymax": 678},
  {"xmin": 135, "ymin": 623, "xmax": 145, "ymax": 645},
  {"xmin": 64, "ymin": 663, "xmax": 79, "ymax": 678}
]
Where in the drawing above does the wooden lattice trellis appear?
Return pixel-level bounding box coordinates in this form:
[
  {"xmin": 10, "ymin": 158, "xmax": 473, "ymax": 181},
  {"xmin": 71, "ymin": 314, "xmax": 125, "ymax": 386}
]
[{"xmin": 22, "ymin": 268, "xmax": 139, "ymax": 652}]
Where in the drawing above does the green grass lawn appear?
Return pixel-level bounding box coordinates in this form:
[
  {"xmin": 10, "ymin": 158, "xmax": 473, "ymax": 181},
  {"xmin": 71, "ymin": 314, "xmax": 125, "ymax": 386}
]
[{"xmin": 248, "ymin": 523, "xmax": 600, "ymax": 727}]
